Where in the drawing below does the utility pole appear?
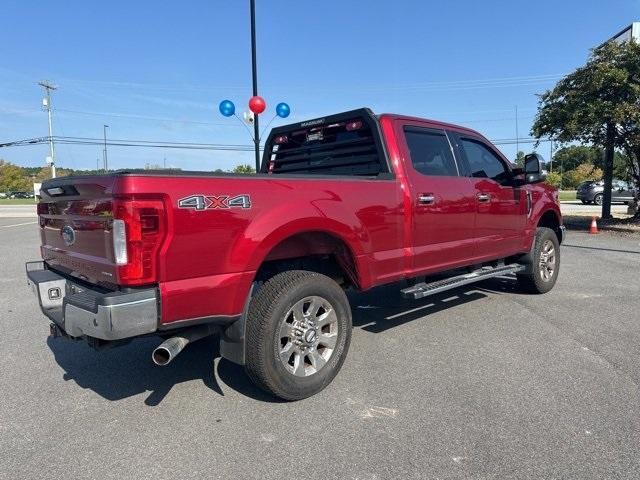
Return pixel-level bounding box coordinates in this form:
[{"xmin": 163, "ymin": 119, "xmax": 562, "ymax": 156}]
[
  {"xmin": 38, "ymin": 81, "xmax": 57, "ymax": 178},
  {"xmin": 250, "ymin": 0, "xmax": 260, "ymax": 172},
  {"xmin": 549, "ymin": 138, "xmax": 553, "ymax": 173},
  {"xmin": 515, "ymin": 105, "xmax": 519, "ymax": 156},
  {"xmin": 103, "ymin": 125, "xmax": 109, "ymax": 172},
  {"xmin": 602, "ymin": 123, "xmax": 615, "ymax": 219}
]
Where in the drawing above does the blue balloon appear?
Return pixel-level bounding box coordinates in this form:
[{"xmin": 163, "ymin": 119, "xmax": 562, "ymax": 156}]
[
  {"xmin": 276, "ymin": 102, "xmax": 290, "ymax": 118},
  {"xmin": 219, "ymin": 99, "xmax": 235, "ymax": 117}
]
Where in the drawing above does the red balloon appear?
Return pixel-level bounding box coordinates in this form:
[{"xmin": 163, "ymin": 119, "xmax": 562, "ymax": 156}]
[{"xmin": 248, "ymin": 96, "xmax": 266, "ymax": 114}]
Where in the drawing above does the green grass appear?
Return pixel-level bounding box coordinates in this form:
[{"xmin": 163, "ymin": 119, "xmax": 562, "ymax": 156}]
[
  {"xmin": 558, "ymin": 190, "xmax": 577, "ymax": 201},
  {"xmin": 0, "ymin": 198, "xmax": 36, "ymax": 205}
]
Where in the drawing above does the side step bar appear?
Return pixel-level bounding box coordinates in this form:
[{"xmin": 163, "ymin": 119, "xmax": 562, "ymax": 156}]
[{"xmin": 401, "ymin": 264, "xmax": 526, "ymax": 300}]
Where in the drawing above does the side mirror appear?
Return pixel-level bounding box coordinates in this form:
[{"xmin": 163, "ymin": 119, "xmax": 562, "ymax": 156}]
[{"xmin": 524, "ymin": 153, "xmax": 545, "ymax": 184}]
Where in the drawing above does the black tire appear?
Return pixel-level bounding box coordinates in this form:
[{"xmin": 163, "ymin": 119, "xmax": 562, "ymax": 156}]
[
  {"xmin": 244, "ymin": 270, "xmax": 352, "ymax": 401},
  {"xmin": 594, "ymin": 194, "xmax": 603, "ymax": 206},
  {"xmin": 517, "ymin": 227, "xmax": 560, "ymax": 294}
]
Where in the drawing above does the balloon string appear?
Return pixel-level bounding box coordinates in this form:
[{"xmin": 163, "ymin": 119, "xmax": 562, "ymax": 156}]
[
  {"xmin": 234, "ymin": 113, "xmax": 256, "ymax": 142},
  {"xmin": 260, "ymin": 114, "xmax": 278, "ymax": 141}
]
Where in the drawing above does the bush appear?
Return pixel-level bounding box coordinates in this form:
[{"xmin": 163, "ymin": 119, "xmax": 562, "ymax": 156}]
[
  {"xmin": 545, "ymin": 171, "xmax": 562, "ymax": 188},
  {"xmin": 561, "ymin": 163, "xmax": 603, "ymax": 189}
]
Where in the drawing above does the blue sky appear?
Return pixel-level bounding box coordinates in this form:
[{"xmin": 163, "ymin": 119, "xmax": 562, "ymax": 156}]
[{"xmin": 1, "ymin": 0, "xmax": 639, "ymax": 171}]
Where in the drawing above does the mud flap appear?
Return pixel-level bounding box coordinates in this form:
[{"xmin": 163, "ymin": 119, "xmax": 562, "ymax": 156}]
[{"xmin": 219, "ymin": 283, "xmax": 257, "ymax": 365}]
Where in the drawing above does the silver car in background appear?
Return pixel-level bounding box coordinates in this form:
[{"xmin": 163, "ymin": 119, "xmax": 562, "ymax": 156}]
[{"xmin": 576, "ymin": 179, "xmax": 636, "ymax": 205}]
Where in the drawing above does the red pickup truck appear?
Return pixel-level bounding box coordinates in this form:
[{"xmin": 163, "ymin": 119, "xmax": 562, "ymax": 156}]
[{"xmin": 27, "ymin": 108, "xmax": 564, "ymax": 400}]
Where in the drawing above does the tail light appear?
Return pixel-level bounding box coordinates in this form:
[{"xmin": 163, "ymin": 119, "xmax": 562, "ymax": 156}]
[
  {"xmin": 112, "ymin": 198, "xmax": 167, "ymax": 285},
  {"xmin": 37, "ymin": 203, "xmax": 49, "ymax": 215}
]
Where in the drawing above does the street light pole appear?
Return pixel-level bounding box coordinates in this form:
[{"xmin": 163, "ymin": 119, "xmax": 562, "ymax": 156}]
[
  {"xmin": 250, "ymin": 0, "xmax": 261, "ymax": 172},
  {"xmin": 103, "ymin": 125, "xmax": 109, "ymax": 172},
  {"xmin": 38, "ymin": 81, "xmax": 57, "ymax": 178}
]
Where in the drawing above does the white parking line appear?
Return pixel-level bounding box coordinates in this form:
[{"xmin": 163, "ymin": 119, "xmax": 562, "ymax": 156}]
[{"xmin": 0, "ymin": 221, "xmax": 37, "ymax": 228}]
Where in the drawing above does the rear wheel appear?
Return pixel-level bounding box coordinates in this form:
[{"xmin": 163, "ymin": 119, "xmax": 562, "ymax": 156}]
[
  {"xmin": 244, "ymin": 270, "xmax": 352, "ymax": 400},
  {"xmin": 594, "ymin": 194, "xmax": 603, "ymax": 206},
  {"xmin": 517, "ymin": 227, "xmax": 560, "ymax": 294}
]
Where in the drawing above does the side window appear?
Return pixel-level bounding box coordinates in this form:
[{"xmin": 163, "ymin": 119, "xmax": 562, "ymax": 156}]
[
  {"xmin": 404, "ymin": 127, "xmax": 458, "ymax": 177},
  {"xmin": 460, "ymin": 138, "xmax": 510, "ymax": 184}
]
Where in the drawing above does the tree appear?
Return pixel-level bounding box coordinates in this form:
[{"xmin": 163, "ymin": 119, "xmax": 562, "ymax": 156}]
[
  {"xmin": 552, "ymin": 146, "xmax": 601, "ymax": 172},
  {"xmin": 514, "ymin": 151, "xmax": 525, "ymax": 167},
  {"xmin": 34, "ymin": 167, "xmax": 73, "ymax": 183},
  {"xmin": 532, "ymin": 40, "xmax": 640, "ymax": 218},
  {"xmin": 232, "ymin": 164, "xmax": 255, "ymax": 174},
  {"xmin": 551, "ymin": 145, "xmax": 629, "ymax": 180},
  {"xmin": 0, "ymin": 160, "xmax": 31, "ymax": 192},
  {"xmin": 545, "ymin": 171, "xmax": 562, "ymax": 189},
  {"xmin": 562, "ymin": 163, "xmax": 603, "ymax": 189}
]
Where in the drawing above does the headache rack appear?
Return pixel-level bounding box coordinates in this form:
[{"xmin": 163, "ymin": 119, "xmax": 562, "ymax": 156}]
[{"xmin": 261, "ymin": 108, "xmax": 390, "ymax": 177}]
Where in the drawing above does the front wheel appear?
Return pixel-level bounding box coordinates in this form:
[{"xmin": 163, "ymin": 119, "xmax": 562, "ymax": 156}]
[
  {"xmin": 517, "ymin": 227, "xmax": 560, "ymax": 294},
  {"xmin": 244, "ymin": 270, "xmax": 352, "ymax": 400},
  {"xmin": 594, "ymin": 194, "xmax": 603, "ymax": 206}
]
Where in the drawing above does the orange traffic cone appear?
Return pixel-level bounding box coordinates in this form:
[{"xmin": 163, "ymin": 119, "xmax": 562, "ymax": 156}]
[{"xmin": 589, "ymin": 216, "xmax": 599, "ymax": 234}]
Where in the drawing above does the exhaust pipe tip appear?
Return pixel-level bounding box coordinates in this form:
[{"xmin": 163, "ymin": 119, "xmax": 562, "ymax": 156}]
[
  {"xmin": 152, "ymin": 346, "xmax": 173, "ymax": 366},
  {"xmin": 152, "ymin": 325, "xmax": 217, "ymax": 366}
]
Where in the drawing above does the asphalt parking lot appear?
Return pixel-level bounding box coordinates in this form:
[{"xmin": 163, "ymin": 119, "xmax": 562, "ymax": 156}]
[{"xmin": 1, "ymin": 218, "xmax": 639, "ymax": 480}]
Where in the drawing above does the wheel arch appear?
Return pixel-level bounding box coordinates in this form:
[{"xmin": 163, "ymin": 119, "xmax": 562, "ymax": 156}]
[
  {"xmin": 253, "ymin": 228, "xmax": 363, "ymax": 288},
  {"xmin": 536, "ymin": 209, "xmax": 563, "ymax": 244}
]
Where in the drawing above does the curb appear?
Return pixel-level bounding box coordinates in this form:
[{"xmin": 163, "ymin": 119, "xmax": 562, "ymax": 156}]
[{"xmin": 564, "ymin": 219, "xmax": 640, "ymax": 234}]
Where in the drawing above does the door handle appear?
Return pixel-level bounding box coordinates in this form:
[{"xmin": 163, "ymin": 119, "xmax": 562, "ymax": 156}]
[
  {"xmin": 418, "ymin": 194, "xmax": 435, "ymax": 205},
  {"xmin": 477, "ymin": 193, "xmax": 491, "ymax": 203}
]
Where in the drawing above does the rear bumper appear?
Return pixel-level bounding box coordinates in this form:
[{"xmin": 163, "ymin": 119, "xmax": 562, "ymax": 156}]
[{"xmin": 26, "ymin": 261, "xmax": 158, "ymax": 341}]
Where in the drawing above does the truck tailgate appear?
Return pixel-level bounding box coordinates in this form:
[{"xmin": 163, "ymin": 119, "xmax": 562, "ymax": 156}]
[{"xmin": 38, "ymin": 177, "xmax": 117, "ymax": 286}]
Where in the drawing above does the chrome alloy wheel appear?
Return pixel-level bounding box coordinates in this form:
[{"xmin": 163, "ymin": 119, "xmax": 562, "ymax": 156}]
[
  {"xmin": 539, "ymin": 239, "xmax": 557, "ymax": 282},
  {"xmin": 278, "ymin": 296, "xmax": 339, "ymax": 377}
]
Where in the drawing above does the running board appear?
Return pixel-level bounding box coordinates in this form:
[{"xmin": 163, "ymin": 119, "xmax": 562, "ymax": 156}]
[{"xmin": 401, "ymin": 264, "xmax": 526, "ymax": 300}]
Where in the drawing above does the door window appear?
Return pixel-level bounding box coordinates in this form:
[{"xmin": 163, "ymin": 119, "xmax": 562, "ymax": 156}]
[
  {"xmin": 404, "ymin": 127, "xmax": 458, "ymax": 177},
  {"xmin": 460, "ymin": 138, "xmax": 510, "ymax": 184}
]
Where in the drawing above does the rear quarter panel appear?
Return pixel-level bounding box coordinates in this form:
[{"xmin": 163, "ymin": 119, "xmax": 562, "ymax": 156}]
[{"xmin": 117, "ymin": 175, "xmax": 404, "ymax": 324}]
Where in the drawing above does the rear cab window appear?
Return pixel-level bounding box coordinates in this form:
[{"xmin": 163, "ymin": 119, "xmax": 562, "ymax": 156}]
[
  {"xmin": 403, "ymin": 127, "xmax": 459, "ymax": 177},
  {"xmin": 262, "ymin": 109, "xmax": 389, "ymax": 177}
]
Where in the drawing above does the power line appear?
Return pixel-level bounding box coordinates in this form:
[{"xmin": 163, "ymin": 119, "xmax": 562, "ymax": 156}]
[
  {"xmin": 55, "ymin": 72, "xmax": 565, "ymax": 94},
  {"xmin": 0, "ymin": 135, "xmax": 256, "ymax": 151},
  {"xmin": 54, "ymin": 108, "xmax": 243, "ymax": 127},
  {"xmin": 1, "ymin": 134, "xmax": 550, "ymax": 151}
]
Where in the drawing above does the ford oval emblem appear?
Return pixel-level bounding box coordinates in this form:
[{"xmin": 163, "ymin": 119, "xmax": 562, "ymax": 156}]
[{"xmin": 61, "ymin": 225, "xmax": 76, "ymax": 247}]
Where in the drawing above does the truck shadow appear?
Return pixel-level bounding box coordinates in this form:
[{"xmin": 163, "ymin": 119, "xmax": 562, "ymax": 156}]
[
  {"xmin": 348, "ymin": 277, "xmax": 516, "ymax": 333},
  {"xmin": 47, "ymin": 334, "xmax": 281, "ymax": 405},
  {"xmin": 47, "ymin": 277, "xmax": 514, "ymax": 405}
]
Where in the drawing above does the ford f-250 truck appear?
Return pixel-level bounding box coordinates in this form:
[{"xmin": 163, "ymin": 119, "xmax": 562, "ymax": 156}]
[{"xmin": 26, "ymin": 108, "xmax": 564, "ymax": 400}]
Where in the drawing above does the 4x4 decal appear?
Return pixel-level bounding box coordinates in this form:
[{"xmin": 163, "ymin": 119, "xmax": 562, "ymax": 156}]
[{"xmin": 178, "ymin": 194, "xmax": 252, "ymax": 210}]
